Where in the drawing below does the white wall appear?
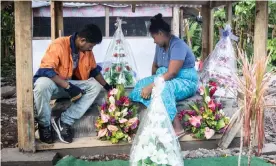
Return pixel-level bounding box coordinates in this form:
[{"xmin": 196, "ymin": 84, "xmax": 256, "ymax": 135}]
[{"xmin": 32, "ymin": 37, "xmax": 156, "ymax": 79}]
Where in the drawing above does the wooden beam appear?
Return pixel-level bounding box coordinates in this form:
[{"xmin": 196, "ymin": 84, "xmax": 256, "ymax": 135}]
[
  {"xmin": 172, "ymin": 7, "xmax": 180, "ymax": 37},
  {"xmin": 209, "ymin": 8, "xmax": 214, "ymax": 51},
  {"xmin": 105, "ymin": 7, "xmax": 110, "ymax": 37},
  {"xmin": 14, "ymin": 1, "xmax": 35, "ymax": 152},
  {"xmin": 180, "ymin": 8, "xmax": 184, "ymax": 39},
  {"xmin": 59, "ymin": 0, "xmax": 209, "ymax": 5},
  {"xmin": 253, "ymin": 1, "xmax": 268, "ymax": 61},
  {"xmin": 131, "ymin": 3, "xmax": 136, "ymax": 13},
  {"xmin": 51, "ymin": 1, "xmax": 64, "ymax": 40},
  {"xmin": 201, "ymin": 5, "xmax": 211, "ymax": 60},
  {"xmin": 226, "ymin": 1, "xmax": 232, "ymax": 24},
  {"xmin": 36, "ymin": 133, "xmax": 237, "ymax": 150}
]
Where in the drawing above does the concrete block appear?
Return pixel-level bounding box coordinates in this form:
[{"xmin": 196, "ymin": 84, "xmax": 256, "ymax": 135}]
[
  {"xmin": 1, "ymin": 148, "xmax": 59, "ymax": 166},
  {"xmin": 262, "ymin": 143, "xmax": 276, "ymax": 155}
]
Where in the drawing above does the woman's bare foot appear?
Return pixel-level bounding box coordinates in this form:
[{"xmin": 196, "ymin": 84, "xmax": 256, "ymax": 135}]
[{"xmin": 173, "ymin": 116, "xmax": 185, "ymax": 136}]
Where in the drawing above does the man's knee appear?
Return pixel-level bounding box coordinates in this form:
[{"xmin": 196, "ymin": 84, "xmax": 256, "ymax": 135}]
[
  {"xmin": 85, "ymin": 80, "xmax": 103, "ymax": 94},
  {"xmin": 34, "ymin": 77, "xmax": 56, "ymax": 94}
]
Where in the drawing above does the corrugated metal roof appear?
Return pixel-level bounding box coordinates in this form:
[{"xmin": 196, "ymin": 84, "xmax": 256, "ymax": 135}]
[{"xmin": 32, "ymin": 1, "xmax": 201, "ymax": 8}]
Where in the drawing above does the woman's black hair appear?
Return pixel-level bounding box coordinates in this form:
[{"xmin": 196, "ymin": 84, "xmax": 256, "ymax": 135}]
[{"xmin": 149, "ymin": 13, "xmax": 171, "ymax": 35}]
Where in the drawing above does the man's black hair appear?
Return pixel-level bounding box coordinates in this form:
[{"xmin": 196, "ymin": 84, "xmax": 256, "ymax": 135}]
[{"xmin": 78, "ymin": 24, "xmax": 103, "ymax": 44}]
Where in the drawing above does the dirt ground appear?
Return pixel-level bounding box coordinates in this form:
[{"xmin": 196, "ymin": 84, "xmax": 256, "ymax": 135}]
[{"xmin": 1, "ymin": 102, "xmax": 17, "ymax": 149}]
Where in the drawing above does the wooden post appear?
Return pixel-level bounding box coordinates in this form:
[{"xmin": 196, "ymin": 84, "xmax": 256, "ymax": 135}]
[
  {"xmin": 172, "ymin": 7, "xmax": 180, "ymax": 37},
  {"xmin": 180, "ymin": 8, "xmax": 184, "ymax": 39},
  {"xmin": 209, "ymin": 8, "xmax": 214, "ymax": 51},
  {"xmin": 201, "ymin": 5, "xmax": 211, "ymax": 60},
  {"xmin": 131, "ymin": 3, "xmax": 136, "ymax": 13},
  {"xmin": 14, "ymin": 1, "xmax": 35, "ymax": 152},
  {"xmin": 226, "ymin": 2, "xmax": 232, "ymax": 24},
  {"xmin": 51, "ymin": 1, "xmax": 63, "ymax": 41},
  {"xmin": 254, "ymin": 1, "xmax": 268, "ymax": 61},
  {"xmin": 105, "ymin": 7, "xmax": 110, "ymax": 37}
]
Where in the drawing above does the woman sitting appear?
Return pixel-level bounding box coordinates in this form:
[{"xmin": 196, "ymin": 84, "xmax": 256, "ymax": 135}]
[{"xmin": 129, "ymin": 13, "xmax": 198, "ymax": 137}]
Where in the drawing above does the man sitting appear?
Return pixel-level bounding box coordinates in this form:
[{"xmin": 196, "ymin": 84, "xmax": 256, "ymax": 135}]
[{"xmin": 33, "ymin": 24, "xmax": 112, "ymax": 144}]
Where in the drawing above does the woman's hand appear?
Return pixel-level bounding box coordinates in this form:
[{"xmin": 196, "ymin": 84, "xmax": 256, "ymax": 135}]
[{"xmin": 141, "ymin": 84, "xmax": 153, "ymax": 99}]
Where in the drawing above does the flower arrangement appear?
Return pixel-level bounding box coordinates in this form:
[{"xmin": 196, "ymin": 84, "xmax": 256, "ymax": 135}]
[
  {"xmin": 95, "ymin": 84, "xmax": 139, "ymax": 144},
  {"xmin": 130, "ymin": 77, "xmax": 184, "ymax": 166},
  {"xmin": 178, "ymin": 80, "xmax": 230, "ymax": 139},
  {"xmin": 103, "ymin": 62, "xmax": 136, "ymax": 87}
]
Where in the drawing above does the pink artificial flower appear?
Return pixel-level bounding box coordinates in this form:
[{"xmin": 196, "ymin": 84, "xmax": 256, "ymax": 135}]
[
  {"xmin": 98, "ymin": 128, "xmax": 107, "ymax": 138},
  {"xmin": 204, "ymin": 127, "xmax": 215, "ymax": 139},
  {"xmin": 100, "ymin": 112, "xmax": 110, "ymax": 123},
  {"xmin": 110, "ymin": 88, "xmax": 118, "ymax": 95},
  {"xmin": 128, "ymin": 117, "xmax": 138, "ymax": 127},
  {"xmin": 108, "ymin": 104, "xmax": 116, "ymax": 112},
  {"xmin": 104, "ymin": 68, "xmax": 109, "ymax": 72},
  {"xmin": 199, "ymin": 86, "xmax": 204, "ymax": 95},
  {"xmin": 189, "ymin": 116, "xmax": 202, "ymax": 127},
  {"xmin": 119, "ymin": 118, "xmax": 128, "ymax": 124},
  {"xmin": 107, "ymin": 125, "xmax": 118, "ymax": 132},
  {"xmin": 208, "ymin": 100, "xmax": 216, "ymax": 111}
]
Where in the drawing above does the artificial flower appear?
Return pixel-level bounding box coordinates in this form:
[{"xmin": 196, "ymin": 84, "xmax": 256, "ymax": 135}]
[
  {"xmin": 119, "ymin": 118, "xmax": 128, "ymax": 123},
  {"xmin": 100, "ymin": 112, "xmax": 110, "ymax": 123},
  {"xmin": 205, "ymin": 96, "xmax": 211, "ymax": 103},
  {"xmin": 107, "ymin": 125, "xmax": 119, "ymax": 132},
  {"xmin": 204, "ymin": 127, "xmax": 215, "ymax": 139},
  {"xmin": 208, "ymin": 99, "xmax": 216, "ymax": 111},
  {"xmin": 189, "ymin": 116, "xmax": 202, "ymax": 127},
  {"xmin": 199, "ymin": 86, "xmax": 204, "ymax": 95},
  {"xmin": 109, "ymin": 96, "xmax": 115, "ymax": 104},
  {"xmin": 98, "ymin": 128, "xmax": 107, "ymax": 138},
  {"xmin": 110, "ymin": 88, "xmax": 118, "ymax": 95},
  {"xmin": 108, "ymin": 104, "xmax": 116, "ymax": 112}
]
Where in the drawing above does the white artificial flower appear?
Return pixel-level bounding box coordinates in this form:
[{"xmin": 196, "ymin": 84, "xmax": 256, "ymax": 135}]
[
  {"xmin": 121, "ymin": 108, "xmax": 128, "ymax": 117},
  {"xmin": 109, "ymin": 96, "xmax": 115, "ymax": 104},
  {"xmin": 143, "ymin": 142, "xmax": 157, "ymax": 159},
  {"xmin": 158, "ymin": 134, "xmax": 173, "ymax": 144},
  {"xmin": 133, "ymin": 146, "xmax": 147, "ymax": 162},
  {"xmin": 205, "ymin": 96, "xmax": 211, "ymax": 103},
  {"xmin": 150, "ymin": 149, "xmax": 168, "ymax": 165},
  {"xmin": 219, "ymin": 109, "xmax": 225, "ymax": 115},
  {"xmin": 154, "ymin": 128, "xmax": 168, "ymax": 137},
  {"xmin": 110, "ymin": 88, "xmax": 118, "ymax": 95}
]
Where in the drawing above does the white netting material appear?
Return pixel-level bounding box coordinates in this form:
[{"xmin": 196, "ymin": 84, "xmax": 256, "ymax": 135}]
[
  {"xmin": 130, "ymin": 77, "xmax": 184, "ymax": 166},
  {"xmin": 200, "ymin": 24, "xmax": 238, "ymax": 98},
  {"xmin": 102, "ymin": 18, "xmax": 139, "ymax": 87}
]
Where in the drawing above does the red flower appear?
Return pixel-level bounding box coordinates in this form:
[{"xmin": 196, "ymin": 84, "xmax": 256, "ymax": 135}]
[
  {"xmin": 120, "ymin": 96, "xmax": 130, "ymax": 106},
  {"xmin": 116, "ymin": 66, "xmax": 122, "ymax": 72},
  {"xmin": 209, "ymin": 86, "xmax": 217, "ymax": 97},
  {"xmin": 208, "ymin": 99, "xmax": 216, "ymax": 111},
  {"xmin": 126, "ymin": 66, "xmax": 131, "ymax": 71},
  {"xmin": 116, "ymin": 39, "xmax": 121, "ymax": 44},
  {"xmin": 209, "ymin": 81, "xmax": 217, "ymax": 88},
  {"xmin": 105, "ymin": 67, "xmax": 110, "ymax": 72},
  {"xmin": 113, "ymin": 53, "xmax": 118, "ymax": 57}
]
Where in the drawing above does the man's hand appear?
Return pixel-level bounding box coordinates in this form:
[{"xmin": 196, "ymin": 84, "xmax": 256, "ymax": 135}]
[
  {"xmin": 141, "ymin": 84, "xmax": 153, "ymax": 99},
  {"xmin": 104, "ymin": 83, "xmax": 115, "ymax": 91},
  {"xmin": 64, "ymin": 83, "xmax": 85, "ymax": 102}
]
